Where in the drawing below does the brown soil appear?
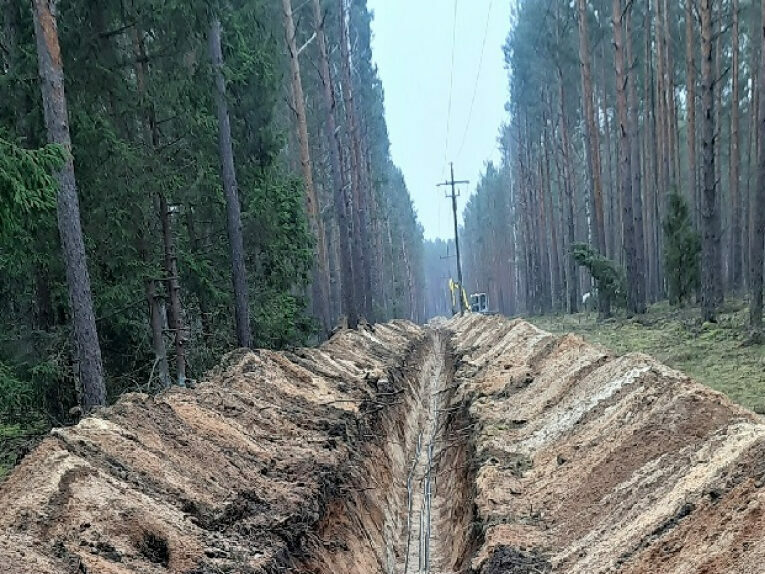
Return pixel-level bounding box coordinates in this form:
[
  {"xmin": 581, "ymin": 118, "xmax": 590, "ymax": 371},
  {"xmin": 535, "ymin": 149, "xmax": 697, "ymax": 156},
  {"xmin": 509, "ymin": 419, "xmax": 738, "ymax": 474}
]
[{"xmin": 2, "ymin": 314, "xmax": 765, "ymax": 573}]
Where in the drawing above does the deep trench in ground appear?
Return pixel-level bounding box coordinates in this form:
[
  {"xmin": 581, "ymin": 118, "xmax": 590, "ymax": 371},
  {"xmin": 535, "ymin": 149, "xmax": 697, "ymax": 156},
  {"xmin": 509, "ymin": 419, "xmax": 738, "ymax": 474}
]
[
  {"xmin": 298, "ymin": 329, "xmax": 478, "ymax": 574},
  {"xmin": 6, "ymin": 317, "xmax": 765, "ymax": 573}
]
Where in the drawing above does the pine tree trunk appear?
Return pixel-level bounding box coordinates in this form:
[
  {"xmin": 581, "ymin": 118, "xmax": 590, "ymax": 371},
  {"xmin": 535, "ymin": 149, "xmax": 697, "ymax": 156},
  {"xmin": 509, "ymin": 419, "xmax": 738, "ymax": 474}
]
[
  {"xmin": 745, "ymin": 58, "xmax": 758, "ymax": 288},
  {"xmin": 313, "ymin": 0, "xmax": 358, "ymax": 328},
  {"xmin": 701, "ymin": 0, "xmax": 723, "ymax": 322},
  {"xmin": 626, "ymin": 6, "xmax": 647, "ymax": 313},
  {"xmin": 577, "ymin": 0, "xmax": 609, "ymax": 316},
  {"xmin": 32, "ymin": 0, "xmax": 106, "ymax": 410},
  {"xmin": 730, "ymin": 0, "xmax": 743, "ymax": 291},
  {"xmin": 543, "ymin": 103, "xmax": 563, "ymax": 310},
  {"xmin": 685, "ymin": 0, "xmax": 699, "ymax": 227},
  {"xmin": 209, "ymin": 17, "xmax": 252, "ymax": 348},
  {"xmin": 282, "ymin": 0, "xmax": 331, "ymax": 334},
  {"xmin": 557, "ymin": 69, "xmax": 579, "ymax": 314},
  {"xmin": 600, "ymin": 45, "xmax": 618, "ymax": 261},
  {"xmin": 643, "ymin": 0, "xmax": 658, "ymax": 301},
  {"xmin": 159, "ymin": 194, "xmax": 186, "ymax": 386},
  {"xmin": 750, "ymin": 0, "xmax": 765, "ymax": 335},
  {"xmin": 663, "ymin": 0, "xmax": 681, "ymax": 195},
  {"xmin": 613, "ymin": 0, "xmax": 639, "ymax": 315},
  {"xmin": 714, "ymin": 5, "xmax": 725, "ymax": 294},
  {"xmin": 145, "ymin": 278, "xmax": 170, "ymax": 388},
  {"xmin": 339, "ymin": 0, "xmax": 374, "ymax": 321}
]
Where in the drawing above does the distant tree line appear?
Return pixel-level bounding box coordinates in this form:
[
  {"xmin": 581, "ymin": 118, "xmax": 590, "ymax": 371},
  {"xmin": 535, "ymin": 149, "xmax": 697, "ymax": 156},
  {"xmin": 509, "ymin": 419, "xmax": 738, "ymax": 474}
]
[
  {"xmin": 0, "ymin": 0, "xmax": 424, "ymax": 424},
  {"xmin": 454, "ymin": 0, "xmax": 764, "ymax": 337}
]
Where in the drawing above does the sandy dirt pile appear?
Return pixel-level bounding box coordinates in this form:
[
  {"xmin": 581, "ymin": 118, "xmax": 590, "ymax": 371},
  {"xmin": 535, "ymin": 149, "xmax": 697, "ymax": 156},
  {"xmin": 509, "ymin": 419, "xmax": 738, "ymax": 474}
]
[
  {"xmin": 4, "ymin": 313, "xmax": 765, "ymax": 574},
  {"xmin": 449, "ymin": 314, "xmax": 765, "ymax": 574},
  {"xmin": 0, "ymin": 321, "xmax": 431, "ymax": 574}
]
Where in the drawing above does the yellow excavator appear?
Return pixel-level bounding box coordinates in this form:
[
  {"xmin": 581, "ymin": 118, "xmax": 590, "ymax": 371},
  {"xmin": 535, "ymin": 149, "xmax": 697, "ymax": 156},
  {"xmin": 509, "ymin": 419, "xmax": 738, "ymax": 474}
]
[
  {"xmin": 448, "ymin": 280, "xmax": 490, "ymax": 315},
  {"xmin": 448, "ymin": 279, "xmax": 470, "ymax": 315}
]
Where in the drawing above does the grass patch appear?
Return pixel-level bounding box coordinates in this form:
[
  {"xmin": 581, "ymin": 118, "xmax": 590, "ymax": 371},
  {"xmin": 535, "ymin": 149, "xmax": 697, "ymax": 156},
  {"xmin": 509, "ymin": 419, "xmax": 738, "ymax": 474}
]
[{"xmin": 530, "ymin": 300, "xmax": 765, "ymax": 414}]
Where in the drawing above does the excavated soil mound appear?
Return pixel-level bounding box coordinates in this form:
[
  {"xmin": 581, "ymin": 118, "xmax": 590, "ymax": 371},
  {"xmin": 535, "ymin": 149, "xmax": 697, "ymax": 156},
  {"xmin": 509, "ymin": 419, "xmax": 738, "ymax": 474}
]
[
  {"xmin": 3, "ymin": 314, "xmax": 765, "ymax": 573},
  {"xmin": 0, "ymin": 321, "xmax": 438, "ymax": 573},
  {"xmin": 450, "ymin": 314, "xmax": 765, "ymax": 573}
]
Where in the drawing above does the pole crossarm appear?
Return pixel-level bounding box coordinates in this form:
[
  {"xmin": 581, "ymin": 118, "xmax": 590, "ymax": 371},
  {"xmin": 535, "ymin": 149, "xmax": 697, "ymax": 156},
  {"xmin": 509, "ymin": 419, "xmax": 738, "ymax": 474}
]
[{"xmin": 436, "ymin": 162, "xmax": 470, "ymax": 316}]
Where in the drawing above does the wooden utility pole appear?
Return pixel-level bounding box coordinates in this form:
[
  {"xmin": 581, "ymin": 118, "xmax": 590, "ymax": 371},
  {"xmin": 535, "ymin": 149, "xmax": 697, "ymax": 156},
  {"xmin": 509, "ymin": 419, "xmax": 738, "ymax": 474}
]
[{"xmin": 438, "ymin": 163, "xmax": 469, "ymax": 315}]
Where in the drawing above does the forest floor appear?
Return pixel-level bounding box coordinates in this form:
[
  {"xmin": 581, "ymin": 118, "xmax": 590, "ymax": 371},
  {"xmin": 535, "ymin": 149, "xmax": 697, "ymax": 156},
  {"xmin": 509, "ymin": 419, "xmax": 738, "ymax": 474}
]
[{"xmin": 531, "ymin": 299, "xmax": 765, "ymax": 413}]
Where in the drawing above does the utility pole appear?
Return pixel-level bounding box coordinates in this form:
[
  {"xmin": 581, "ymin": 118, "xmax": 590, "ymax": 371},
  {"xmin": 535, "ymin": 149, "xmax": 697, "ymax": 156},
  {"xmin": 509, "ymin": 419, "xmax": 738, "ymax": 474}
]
[{"xmin": 438, "ymin": 163, "xmax": 470, "ymax": 315}]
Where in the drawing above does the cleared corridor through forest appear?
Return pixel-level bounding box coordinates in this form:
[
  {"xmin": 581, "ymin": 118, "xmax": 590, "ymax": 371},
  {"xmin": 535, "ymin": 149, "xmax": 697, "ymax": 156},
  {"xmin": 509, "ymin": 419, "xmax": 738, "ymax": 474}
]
[{"xmin": 3, "ymin": 315, "xmax": 765, "ymax": 573}]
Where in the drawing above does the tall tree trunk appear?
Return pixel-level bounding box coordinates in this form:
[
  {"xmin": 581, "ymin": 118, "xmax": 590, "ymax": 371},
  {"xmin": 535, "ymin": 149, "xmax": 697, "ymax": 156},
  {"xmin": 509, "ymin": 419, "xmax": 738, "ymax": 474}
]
[
  {"xmin": 613, "ymin": 0, "xmax": 640, "ymax": 315},
  {"xmin": 313, "ymin": 0, "xmax": 358, "ymax": 328},
  {"xmin": 601, "ymin": 44, "xmax": 618, "ymax": 261},
  {"xmin": 701, "ymin": 0, "xmax": 723, "ymax": 322},
  {"xmin": 145, "ymin": 278, "xmax": 170, "ymax": 388},
  {"xmin": 626, "ymin": 5, "xmax": 647, "ymax": 313},
  {"xmin": 577, "ymin": 0, "xmax": 609, "ymax": 316},
  {"xmin": 714, "ymin": 4, "xmax": 725, "ymax": 292},
  {"xmin": 282, "ymin": 0, "xmax": 331, "ymax": 334},
  {"xmin": 685, "ymin": 0, "xmax": 699, "ymax": 226},
  {"xmin": 730, "ymin": 0, "xmax": 743, "ymax": 290},
  {"xmin": 543, "ymin": 102, "xmax": 563, "ymax": 310},
  {"xmin": 745, "ymin": 56, "xmax": 758, "ymax": 288},
  {"xmin": 339, "ymin": 0, "xmax": 374, "ymax": 320},
  {"xmin": 645, "ymin": 0, "xmax": 660, "ymax": 300},
  {"xmin": 159, "ymin": 194, "xmax": 186, "ymax": 386},
  {"xmin": 209, "ymin": 17, "xmax": 252, "ymax": 348},
  {"xmin": 32, "ymin": 0, "xmax": 106, "ymax": 410},
  {"xmin": 750, "ymin": 0, "xmax": 765, "ymax": 335},
  {"xmin": 136, "ymin": 231, "xmax": 170, "ymax": 389},
  {"xmin": 557, "ymin": 64, "xmax": 579, "ymax": 314},
  {"xmin": 663, "ymin": 0, "xmax": 681, "ymax": 195}
]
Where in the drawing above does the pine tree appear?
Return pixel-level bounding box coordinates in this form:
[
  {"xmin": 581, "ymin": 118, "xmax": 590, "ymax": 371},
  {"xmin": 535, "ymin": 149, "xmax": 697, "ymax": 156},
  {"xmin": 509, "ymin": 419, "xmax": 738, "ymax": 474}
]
[{"xmin": 663, "ymin": 191, "xmax": 702, "ymax": 305}]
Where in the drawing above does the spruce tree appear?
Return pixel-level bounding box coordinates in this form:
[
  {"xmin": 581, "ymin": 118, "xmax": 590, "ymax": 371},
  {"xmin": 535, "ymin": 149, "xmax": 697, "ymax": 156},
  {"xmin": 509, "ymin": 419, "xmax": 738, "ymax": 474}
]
[{"xmin": 663, "ymin": 191, "xmax": 701, "ymax": 306}]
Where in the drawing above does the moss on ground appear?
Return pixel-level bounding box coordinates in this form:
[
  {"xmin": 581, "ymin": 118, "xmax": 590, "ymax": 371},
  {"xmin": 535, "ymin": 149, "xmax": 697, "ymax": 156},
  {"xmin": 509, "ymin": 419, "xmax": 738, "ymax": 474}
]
[{"xmin": 530, "ymin": 300, "xmax": 765, "ymax": 414}]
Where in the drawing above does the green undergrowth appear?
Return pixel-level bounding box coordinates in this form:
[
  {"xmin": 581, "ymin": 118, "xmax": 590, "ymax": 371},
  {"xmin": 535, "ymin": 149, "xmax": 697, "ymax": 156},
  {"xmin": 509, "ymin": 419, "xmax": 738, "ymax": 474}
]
[
  {"xmin": 0, "ymin": 422, "xmax": 47, "ymax": 481},
  {"xmin": 530, "ymin": 300, "xmax": 765, "ymax": 414}
]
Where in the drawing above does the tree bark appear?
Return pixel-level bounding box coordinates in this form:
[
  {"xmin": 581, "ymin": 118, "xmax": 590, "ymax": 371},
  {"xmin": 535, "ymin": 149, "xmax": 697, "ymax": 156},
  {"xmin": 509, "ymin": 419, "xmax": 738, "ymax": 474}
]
[
  {"xmin": 32, "ymin": 0, "xmax": 106, "ymax": 410},
  {"xmin": 685, "ymin": 0, "xmax": 699, "ymax": 227},
  {"xmin": 339, "ymin": 0, "xmax": 373, "ymax": 321},
  {"xmin": 557, "ymin": 63, "xmax": 579, "ymax": 314},
  {"xmin": 613, "ymin": 0, "xmax": 639, "ymax": 315},
  {"xmin": 750, "ymin": 0, "xmax": 765, "ymax": 334},
  {"xmin": 701, "ymin": 0, "xmax": 723, "ymax": 322},
  {"xmin": 543, "ymin": 101, "xmax": 563, "ymax": 310},
  {"xmin": 282, "ymin": 0, "xmax": 332, "ymax": 335},
  {"xmin": 730, "ymin": 0, "xmax": 743, "ymax": 290},
  {"xmin": 209, "ymin": 16, "xmax": 252, "ymax": 348},
  {"xmin": 159, "ymin": 194, "xmax": 186, "ymax": 386},
  {"xmin": 312, "ymin": 0, "xmax": 358, "ymax": 328},
  {"xmin": 577, "ymin": 0, "xmax": 609, "ymax": 316},
  {"xmin": 626, "ymin": 5, "xmax": 647, "ymax": 313}
]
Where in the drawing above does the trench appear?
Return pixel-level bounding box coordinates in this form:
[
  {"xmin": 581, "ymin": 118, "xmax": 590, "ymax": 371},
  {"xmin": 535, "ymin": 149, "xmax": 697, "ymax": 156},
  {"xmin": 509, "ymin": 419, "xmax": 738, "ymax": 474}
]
[{"xmin": 298, "ymin": 329, "xmax": 478, "ymax": 574}]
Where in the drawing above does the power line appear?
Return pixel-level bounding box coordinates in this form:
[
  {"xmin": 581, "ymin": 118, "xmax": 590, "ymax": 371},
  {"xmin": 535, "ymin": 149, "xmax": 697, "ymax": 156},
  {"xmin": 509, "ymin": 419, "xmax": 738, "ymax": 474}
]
[
  {"xmin": 442, "ymin": 0, "xmax": 459, "ymax": 179},
  {"xmin": 455, "ymin": 0, "xmax": 494, "ymax": 162}
]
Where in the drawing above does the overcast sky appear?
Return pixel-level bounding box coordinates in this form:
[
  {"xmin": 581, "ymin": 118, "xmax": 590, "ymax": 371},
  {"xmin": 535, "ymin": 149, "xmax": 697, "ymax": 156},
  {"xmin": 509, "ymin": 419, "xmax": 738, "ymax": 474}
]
[{"xmin": 367, "ymin": 0, "xmax": 512, "ymax": 241}]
